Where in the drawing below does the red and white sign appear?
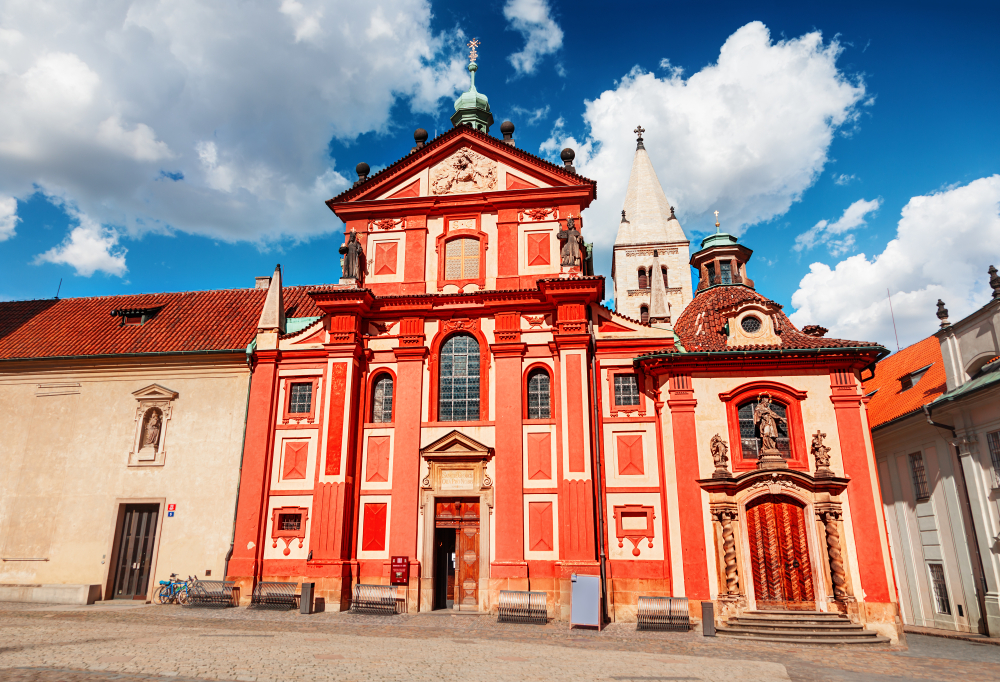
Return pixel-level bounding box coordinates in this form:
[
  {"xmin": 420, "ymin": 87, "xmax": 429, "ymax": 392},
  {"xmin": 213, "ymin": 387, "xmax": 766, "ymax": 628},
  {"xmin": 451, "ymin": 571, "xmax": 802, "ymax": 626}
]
[{"xmin": 167, "ymin": 504, "xmax": 176, "ymax": 511}]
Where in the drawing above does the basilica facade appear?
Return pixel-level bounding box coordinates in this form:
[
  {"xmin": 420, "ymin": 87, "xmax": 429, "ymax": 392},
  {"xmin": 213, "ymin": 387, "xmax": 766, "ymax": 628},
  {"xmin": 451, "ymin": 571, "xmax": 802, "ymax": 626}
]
[{"xmin": 225, "ymin": 58, "xmax": 901, "ymax": 639}]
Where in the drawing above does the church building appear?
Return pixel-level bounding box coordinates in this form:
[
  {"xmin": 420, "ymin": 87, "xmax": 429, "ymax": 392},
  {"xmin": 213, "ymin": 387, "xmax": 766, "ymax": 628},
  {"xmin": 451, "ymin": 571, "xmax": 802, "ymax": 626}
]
[{"xmin": 226, "ymin": 50, "xmax": 902, "ymax": 639}]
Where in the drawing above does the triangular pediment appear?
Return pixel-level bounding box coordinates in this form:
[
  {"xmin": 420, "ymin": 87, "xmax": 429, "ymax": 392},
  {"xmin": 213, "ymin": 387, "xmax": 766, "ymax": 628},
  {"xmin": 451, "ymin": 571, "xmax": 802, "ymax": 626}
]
[
  {"xmin": 329, "ymin": 126, "xmax": 594, "ymax": 206},
  {"xmin": 132, "ymin": 384, "xmax": 178, "ymax": 401},
  {"xmin": 420, "ymin": 429, "xmax": 494, "ymax": 461}
]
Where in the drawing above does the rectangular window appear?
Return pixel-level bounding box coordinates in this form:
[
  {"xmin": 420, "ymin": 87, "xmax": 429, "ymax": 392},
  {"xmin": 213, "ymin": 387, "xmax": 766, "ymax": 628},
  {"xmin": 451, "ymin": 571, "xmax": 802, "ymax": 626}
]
[
  {"xmin": 279, "ymin": 513, "xmax": 302, "ymax": 532},
  {"xmin": 909, "ymin": 452, "xmax": 930, "ymax": 500},
  {"xmin": 288, "ymin": 382, "xmax": 313, "ymax": 414},
  {"xmin": 706, "ymin": 263, "xmax": 716, "ymax": 285},
  {"xmin": 928, "ymin": 564, "xmax": 951, "ymax": 615},
  {"xmin": 987, "ymin": 430, "xmax": 1000, "ymax": 484},
  {"xmin": 900, "ymin": 374, "xmax": 913, "ymax": 391},
  {"xmin": 613, "ymin": 374, "xmax": 640, "ymax": 406},
  {"xmin": 445, "ymin": 237, "xmax": 480, "ymax": 280},
  {"xmin": 720, "ymin": 262, "xmax": 732, "ymax": 284}
]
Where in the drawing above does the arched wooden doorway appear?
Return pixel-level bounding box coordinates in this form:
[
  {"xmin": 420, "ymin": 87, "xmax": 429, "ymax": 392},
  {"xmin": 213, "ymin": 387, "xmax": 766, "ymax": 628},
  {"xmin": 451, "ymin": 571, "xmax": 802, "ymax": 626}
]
[{"xmin": 745, "ymin": 494, "xmax": 816, "ymax": 610}]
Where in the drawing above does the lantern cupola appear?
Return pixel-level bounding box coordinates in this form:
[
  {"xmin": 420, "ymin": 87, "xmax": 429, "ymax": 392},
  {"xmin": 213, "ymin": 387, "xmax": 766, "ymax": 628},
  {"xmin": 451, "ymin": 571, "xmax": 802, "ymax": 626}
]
[
  {"xmin": 451, "ymin": 39, "xmax": 494, "ymax": 133},
  {"xmin": 690, "ymin": 213, "xmax": 755, "ymax": 291}
]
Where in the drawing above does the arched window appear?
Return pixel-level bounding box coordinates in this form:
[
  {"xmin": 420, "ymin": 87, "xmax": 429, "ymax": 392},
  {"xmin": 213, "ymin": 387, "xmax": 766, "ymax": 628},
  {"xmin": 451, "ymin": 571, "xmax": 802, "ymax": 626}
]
[
  {"xmin": 371, "ymin": 374, "xmax": 394, "ymax": 423},
  {"xmin": 640, "ymin": 305, "xmax": 649, "ymax": 325},
  {"xmin": 526, "ymin": 368, "xmax": 551, "ymax": 419},
  {"xmin": 445, "ymin": 237, "xmax": 480, "ymax": 281},
  {"xmin": 661, "ymin": 266, "xmax": 668, "ymax": 288},
  {"xmin": 637, "ymin": 268, "xmax": 648, "ymax": 290},
  {"xmin": 737, "ymin": 397, "xmax": 790, "ymax": 461},
  {"xmin": 439, "ymin": 333, "xmax": 480, "ymax": 421}
]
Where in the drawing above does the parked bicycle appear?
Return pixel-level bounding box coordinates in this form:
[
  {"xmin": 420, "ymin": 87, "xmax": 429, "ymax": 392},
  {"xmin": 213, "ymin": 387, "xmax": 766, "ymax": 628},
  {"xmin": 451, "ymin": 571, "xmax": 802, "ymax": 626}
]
[{"xmin": 153, "ymin": 573, "xmax": 190, "ymax": 605}]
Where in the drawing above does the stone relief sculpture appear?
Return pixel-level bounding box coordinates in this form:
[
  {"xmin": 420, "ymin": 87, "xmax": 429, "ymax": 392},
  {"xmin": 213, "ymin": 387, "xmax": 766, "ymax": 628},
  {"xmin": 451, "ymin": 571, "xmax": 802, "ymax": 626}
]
[
  {"xmin": 339, "ymin": 229, "xmax": 366, "ymax": 282},
  {"xmin": 557, "ymin": 215, "xmax": 584, "ymax": 267},
  {"xmin": 710, "ymin": 433, "xmax": 732, "ymax": 478},
  {"xmin": 430, "ymin": 147, "xmax": 497, "ymax": 195},
  {"xmin": 812, "ymin": 430, "xmax": 834, "ymax": 477}
]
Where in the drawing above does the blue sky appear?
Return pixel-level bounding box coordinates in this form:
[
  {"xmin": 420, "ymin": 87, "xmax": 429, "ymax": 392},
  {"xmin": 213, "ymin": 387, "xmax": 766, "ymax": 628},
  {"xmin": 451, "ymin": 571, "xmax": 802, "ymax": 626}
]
[{"xmin": 1, "ymin": 0, "xmax": 998, "ymax": 349}]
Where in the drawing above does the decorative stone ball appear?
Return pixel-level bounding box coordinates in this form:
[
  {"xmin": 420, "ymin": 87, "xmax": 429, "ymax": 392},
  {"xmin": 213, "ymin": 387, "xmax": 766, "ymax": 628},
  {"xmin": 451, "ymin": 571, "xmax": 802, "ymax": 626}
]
[
  {"xmin": 500, "ymin": 120, "xmax": 515, "ymax": 135},
  {"xmin": 356, "ymin": 162, "xmax": 370, "ymax": 178},
  {"xmin": 560, "ymin": 148, "xmax": 575, "ymax": 163},
  {"xmin": 414, "ymin": 128, "xmax": 429, "ymax": 144}
]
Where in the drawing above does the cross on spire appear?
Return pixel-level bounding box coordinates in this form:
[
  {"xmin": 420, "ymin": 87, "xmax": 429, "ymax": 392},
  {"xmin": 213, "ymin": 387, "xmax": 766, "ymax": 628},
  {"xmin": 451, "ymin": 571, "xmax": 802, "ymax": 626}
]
[
  {"xmin": 714, "ymin": 210, "xmax": 720, "ymax": 231},
  {"xmin": 634, "ymin": 125, "xmax": 645, "ymax": 140},
  {"xmin": 467, "ymin": 39, "xmax": 480, "ymax": 62}
]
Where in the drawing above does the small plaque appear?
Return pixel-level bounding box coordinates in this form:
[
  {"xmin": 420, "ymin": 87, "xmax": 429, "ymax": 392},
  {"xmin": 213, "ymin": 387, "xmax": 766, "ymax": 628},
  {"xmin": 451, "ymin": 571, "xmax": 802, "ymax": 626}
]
[
  {"xmin": 390, "ymin": 556, "xmax": 409, "ymax": 585},
  {"xmin": 167, "ymin": 504, "xmax": 176, "ymax": 511},
  {"xmin": 440, "ymin": 469, "xmax": 474, "ymax": 490},
  {"xmin": 450, "ymin": 218, "xmax": 476, "ymax": 231},
  {"xmin": 167, "ymin": 511, "xmax": 175, "ymax": 518}
]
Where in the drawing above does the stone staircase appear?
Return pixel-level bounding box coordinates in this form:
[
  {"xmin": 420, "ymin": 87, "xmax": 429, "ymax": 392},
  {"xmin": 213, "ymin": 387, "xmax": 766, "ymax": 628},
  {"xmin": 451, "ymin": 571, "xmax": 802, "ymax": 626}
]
[{"xmin": 717, "ymin": 610, "xmax": 891, "ymax": 645}]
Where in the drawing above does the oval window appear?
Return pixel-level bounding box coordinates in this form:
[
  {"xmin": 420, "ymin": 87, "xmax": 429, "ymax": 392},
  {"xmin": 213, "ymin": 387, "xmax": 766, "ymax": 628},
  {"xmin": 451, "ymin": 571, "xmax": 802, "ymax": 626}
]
[{"xmin": 741, "ymin": 316, "xmax": 762, "ymax": 334}]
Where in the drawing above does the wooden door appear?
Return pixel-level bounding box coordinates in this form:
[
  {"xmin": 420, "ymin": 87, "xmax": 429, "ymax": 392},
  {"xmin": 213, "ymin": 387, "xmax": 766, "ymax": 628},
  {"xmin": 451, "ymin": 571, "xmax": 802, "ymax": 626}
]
[
  {"xmin": 745, "ymin": 495, "xmax": 815, "ymax": 609},
  {"xmin": 112, "ymin": 504, "xmax": 159, "ymax": 600},
  {"xmin": 435, "ymin": 498, "xmax": 480, "ymax": 609}
]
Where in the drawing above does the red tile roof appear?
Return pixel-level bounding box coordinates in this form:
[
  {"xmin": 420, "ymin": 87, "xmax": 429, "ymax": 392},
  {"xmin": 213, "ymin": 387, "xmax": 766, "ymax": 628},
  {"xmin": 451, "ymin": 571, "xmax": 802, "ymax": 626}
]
[
  {"xmin": 863, "ymin": 335, "xmax": 946, "ymax": 429},
  {"xmin": 673, "ymin": 285, "xmax": 884, "ymax": 352},
  {"xmin": 0, "ymin": 286, "xmax": 324, "ymax": 361}
]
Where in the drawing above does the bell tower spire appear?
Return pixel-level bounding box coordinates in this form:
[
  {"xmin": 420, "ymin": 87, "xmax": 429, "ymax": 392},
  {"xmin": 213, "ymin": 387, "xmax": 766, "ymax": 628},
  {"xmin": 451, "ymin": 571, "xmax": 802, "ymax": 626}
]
[{"xmin": 452, "ymin": 39, "xmax": 494, "ymax": 133}]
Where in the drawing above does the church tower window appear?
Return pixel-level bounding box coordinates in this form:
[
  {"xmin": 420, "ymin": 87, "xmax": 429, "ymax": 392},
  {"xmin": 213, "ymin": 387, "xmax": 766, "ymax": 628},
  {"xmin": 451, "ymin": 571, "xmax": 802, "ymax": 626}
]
[
  {"xmin": 706, "ymin": 263, "xmax": 717, "ymax": 286},
  {"xmin": 371, "ymin": 374, "xmax": 394, "ymax": 423},
  {"xmin": 661, "ymin": 266, "xmax": 668, "ymax": 288},
  {"xmin": 720, "ymin": 261, "xmax": 732, "ymax": 285},
  {"xmin": 640, "ymin": 305, "xmax": 649, "ymax": 325},
  {"xmin": 637, "ymin": 268, "xmax": 648, "ymax": 290},
  {"xmin": 439, "ymin": 334, "xmax": 481, "ymax": 421}
]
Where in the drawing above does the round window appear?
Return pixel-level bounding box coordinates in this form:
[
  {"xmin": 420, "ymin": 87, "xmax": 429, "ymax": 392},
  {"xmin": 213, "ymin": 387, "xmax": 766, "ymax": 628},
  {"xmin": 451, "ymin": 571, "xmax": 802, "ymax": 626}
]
[{"xmin": 741, "ymin": 316, "xmax": 762, "ymax": 334}]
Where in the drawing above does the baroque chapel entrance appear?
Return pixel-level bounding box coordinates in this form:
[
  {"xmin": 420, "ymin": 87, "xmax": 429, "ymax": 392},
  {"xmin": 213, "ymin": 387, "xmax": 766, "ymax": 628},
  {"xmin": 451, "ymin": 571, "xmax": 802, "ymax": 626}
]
[
  {"xmin": 433, "ymin": 498, "xmax": 480, "ymax": 610},
  {"xmin": 745, "ymin": 495, "xmax": 816, "ymax": 610}
]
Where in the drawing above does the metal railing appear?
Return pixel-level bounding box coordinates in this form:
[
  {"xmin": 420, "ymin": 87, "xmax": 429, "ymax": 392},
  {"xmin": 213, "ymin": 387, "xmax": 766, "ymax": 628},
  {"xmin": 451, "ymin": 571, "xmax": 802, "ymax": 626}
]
[
  {"xmin": 636, "ymin": 596, "xmax": 690, "ymax": 631},
  {"xmin": 497, "ymin": 590, "xmax": 547, "ymax": 624}
]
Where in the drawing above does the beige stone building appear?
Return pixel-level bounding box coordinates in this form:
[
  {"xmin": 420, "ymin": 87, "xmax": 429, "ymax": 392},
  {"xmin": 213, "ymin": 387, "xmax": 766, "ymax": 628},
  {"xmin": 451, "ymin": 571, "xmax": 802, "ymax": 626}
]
[{"xmin": 0, "ymin": 287, "xmax": 291, "ymax": 603}]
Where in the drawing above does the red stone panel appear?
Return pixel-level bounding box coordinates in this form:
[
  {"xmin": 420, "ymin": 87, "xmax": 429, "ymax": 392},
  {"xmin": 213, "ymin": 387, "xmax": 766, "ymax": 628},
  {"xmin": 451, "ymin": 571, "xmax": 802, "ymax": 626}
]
[
  {"xmin": 325, "ymin": 363, "xmax": 348, "ymax": 475},
  {"xmin": 282, "ymin": 441, "xmax": 308, "ymax": 480},
  {"xmin": 526, "ymin": 432, "xmax": 552, "ymax": 480},
  {"xmin": 374, "ymin": 242, "xmax": 398, "ymax": 276},
  {"xmin": 526, "ymin": 233, "xmax": 549, "ymax": 266},
  {"xmin": 566, "ymin": 354, "xmax": 586, "ymax": 473},
  {"xmin": 362, "ymin": 503, "xmax": 387, "ymax": 552},
  {"xmin": 365, "ymin": 435, "xmax": 390, "ymax": 483},
  {"xmin": 616, "ymin": 434, "xmax": 644, "ymax": 475},
  {"xmin": 528, "ymin": 501, "xmax": 554, "ymax": 551}
]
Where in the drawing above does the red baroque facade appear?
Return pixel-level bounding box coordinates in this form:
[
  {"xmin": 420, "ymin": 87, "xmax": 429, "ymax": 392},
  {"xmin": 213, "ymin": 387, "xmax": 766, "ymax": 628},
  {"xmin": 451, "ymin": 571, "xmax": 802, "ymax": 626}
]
[{"xmin": 227, "ymin": 123, "xmax": 902, "ymax": 638}]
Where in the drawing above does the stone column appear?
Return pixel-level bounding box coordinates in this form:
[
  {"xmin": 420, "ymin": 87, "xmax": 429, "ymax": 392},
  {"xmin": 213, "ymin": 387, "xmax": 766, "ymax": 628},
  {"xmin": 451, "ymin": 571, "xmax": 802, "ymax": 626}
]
[
  {"xmin": 712, "ymin": 507, "xmax": 740, "ymax": 595},
  {"xmin": 818, "ymin": 508, "xmax": 848, "ymax": 601}
]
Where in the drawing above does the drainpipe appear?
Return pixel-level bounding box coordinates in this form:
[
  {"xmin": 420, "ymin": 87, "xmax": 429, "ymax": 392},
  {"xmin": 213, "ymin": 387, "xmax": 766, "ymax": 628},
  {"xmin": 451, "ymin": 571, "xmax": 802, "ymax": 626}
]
[
  {"xmin": 922, "ymin": 405, "xmax": 990, "ymax": 635},
  {"xmin": 589, "ymin": 331, "xmax": 609, "ymax": 623},
  {"xmin": 224, "ymin": 357, "xmax": 254, "ymax": 580}
]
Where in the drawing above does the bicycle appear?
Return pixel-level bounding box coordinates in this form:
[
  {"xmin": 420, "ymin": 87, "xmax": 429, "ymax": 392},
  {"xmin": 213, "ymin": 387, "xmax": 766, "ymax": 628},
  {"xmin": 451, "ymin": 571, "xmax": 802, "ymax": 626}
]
[{"xmin": 153, "ymin": 573, "xmax": 189, "ymax": 605}]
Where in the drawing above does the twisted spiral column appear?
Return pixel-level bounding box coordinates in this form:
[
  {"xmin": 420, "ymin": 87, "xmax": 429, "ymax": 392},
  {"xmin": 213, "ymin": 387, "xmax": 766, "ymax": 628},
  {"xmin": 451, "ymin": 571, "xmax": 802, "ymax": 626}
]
[
  {"xmin": 717, "ymin": 510, "xmax": 740, "ymax": 595},
  {"xmin": 822, "ymin": 511, "xmax": 847, "ymax": 599}
]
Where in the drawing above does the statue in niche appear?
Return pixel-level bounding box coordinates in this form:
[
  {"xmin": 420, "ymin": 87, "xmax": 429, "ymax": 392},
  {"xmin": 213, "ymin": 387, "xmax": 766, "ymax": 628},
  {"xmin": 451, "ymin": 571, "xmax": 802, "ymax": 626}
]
[
  {"xmin": 557, "ymin": 215, "xmax": 584, "ymax": 267},
  {"xmin": 430, "ymin": 148, "xmax": 497, "ymax": 194},
  {"xmin": 339, "ymin": 229, "xmax": 366, "ymax": 282},
  {"xmin": 753, "ymin": 393, "xmax": 786, "ymax": 454},
  {"xmin": 141, "ymin": 409, "xmax": 162, "ymax": 450}
]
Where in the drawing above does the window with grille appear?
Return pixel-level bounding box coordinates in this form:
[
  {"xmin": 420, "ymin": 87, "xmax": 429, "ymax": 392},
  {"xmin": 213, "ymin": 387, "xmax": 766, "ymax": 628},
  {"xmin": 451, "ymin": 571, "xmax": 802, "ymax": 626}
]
[
  {"xmin": 439, "ymin": 334, "xmax": 480, "ymax": 421},
  {"xmin": 909, "ymin": 452, "xmax": 930, "ymax": 499},
  {"xmin": 928, "ymin": 564, "xmax": 951, "ymax": 614},
  {"xmin": 288, "ymin": 382, "xmax": 313, "ymax": 414},
  {"xmin": 720, "ymin": 262, "xmax": 732, "ymax": 284},
  {"xmin": 526, "ymin": 369, "xmax": 551, "ymax": 419},
  {"xmin": 279, "ymin": 513, "xmax": 302, "ymax": 532},
  {"xmin": 737, "ymin": 398, "xmax": 790, "ymax": 460},
  {"xmin": 637, "ymin": 268, "xmax": 648, "ymax": 289},
  {"xmin": 444, "ymin": 237, "xmax": 480, "ymax": 280},
  {"xmin": 614, "ymin": 374, "xmax": 640, "ymax": 406},
  {"xmin": 640, "ymin": 305, "xmax": 649, "ymax": 325},
  {"xmin": 371, "ymin": 374, "xmax": 394, "ymax": 423},
  {"xmin": 988, "ymin": 431, "xmax": 1000, "ymax": 484}
]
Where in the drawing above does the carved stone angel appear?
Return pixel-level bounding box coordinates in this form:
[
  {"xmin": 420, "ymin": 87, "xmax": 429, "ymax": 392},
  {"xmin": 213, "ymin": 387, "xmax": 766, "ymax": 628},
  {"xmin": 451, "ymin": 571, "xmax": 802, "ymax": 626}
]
[
  {"xmin": 710, "ymin": 434, "xmax": 732, "ymax": 478},
  {"xmin": 557, "ymin": 215, "xmax": 584, "ymax": 267}
]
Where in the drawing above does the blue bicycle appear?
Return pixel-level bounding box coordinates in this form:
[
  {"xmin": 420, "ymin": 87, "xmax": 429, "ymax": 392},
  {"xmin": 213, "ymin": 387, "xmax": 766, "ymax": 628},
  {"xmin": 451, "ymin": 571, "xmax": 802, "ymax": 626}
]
[{"xmin": 154, "ymin": 573, "xmax": 190, "ymax": 605}]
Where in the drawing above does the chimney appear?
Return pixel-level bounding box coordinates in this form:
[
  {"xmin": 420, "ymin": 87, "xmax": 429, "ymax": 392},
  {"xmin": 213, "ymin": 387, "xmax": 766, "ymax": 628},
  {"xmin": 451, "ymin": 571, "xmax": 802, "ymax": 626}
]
[{"xmin": 255, "ymin": 276, "xmax": 271, "ymax": 290}]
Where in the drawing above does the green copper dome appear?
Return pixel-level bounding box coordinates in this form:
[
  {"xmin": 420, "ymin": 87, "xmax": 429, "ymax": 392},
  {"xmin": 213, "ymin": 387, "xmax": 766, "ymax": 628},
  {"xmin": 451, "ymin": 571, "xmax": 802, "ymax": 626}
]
[
  {"xmin": 698, "ymin": 231, "xmax": 739, "ymax": 252},
  {"xmin": 451, "ymin": 62, "xmax": 494, "ymax": 133}
]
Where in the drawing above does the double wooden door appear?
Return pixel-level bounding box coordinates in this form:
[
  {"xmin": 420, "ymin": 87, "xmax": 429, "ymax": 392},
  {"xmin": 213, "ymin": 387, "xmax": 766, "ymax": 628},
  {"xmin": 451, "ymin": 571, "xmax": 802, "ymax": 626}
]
[
  {"xmin": 435, "ymin": 498, "xmax": 479, "ymax": 609},
  {"xmin": 112, "ymin": 504, "xmax": 159, "ymax": 600},
  {"xmin": 745, "ymin": 495, "xmax": 815, "ymax": 609}
]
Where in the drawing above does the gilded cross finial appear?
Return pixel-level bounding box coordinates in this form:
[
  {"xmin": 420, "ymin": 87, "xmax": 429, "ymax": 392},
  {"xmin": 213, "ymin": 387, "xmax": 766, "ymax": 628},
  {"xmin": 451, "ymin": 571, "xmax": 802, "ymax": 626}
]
[
  {"xmin": 634, "ymin": 125, "xmax": 645, "ymax": 141},
  {"xmin": 467, "ymin": 39, "xmax": 480, "ymax": 62},
  {"xmin": 714, "ymin": 210, "xmax": 720, "ymax": 231}
]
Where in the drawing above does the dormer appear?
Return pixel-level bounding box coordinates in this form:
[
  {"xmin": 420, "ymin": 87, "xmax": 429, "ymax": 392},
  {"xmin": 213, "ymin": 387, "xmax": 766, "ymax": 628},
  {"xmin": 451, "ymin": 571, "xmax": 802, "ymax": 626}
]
[
  {"xmin": 690, "ymin": 228, "xmax": 755, "ymax": 292},
  {"xmin": 111, "ymin": 307, "xmax": 162, "ymax": 326},
  {"xmin": 720, "ymin": 299, "xmax": 783, "ymax": 347}
]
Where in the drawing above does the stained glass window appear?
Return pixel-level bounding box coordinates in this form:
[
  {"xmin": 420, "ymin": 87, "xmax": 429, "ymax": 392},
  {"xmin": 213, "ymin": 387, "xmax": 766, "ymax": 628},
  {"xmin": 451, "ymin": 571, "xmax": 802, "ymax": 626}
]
[
  {"xmin": 527, "ymin": 369, "xmax": 551, "ymax": 419},
  {"xmin": 288, "ymin": 382, "xmax": 313, "ymax": 414},
  {"xmin": 737, "ymin": 398, "xmax": 790, "ymax": 460},
  {"xmin": 439, "ymin": 333, "xmax": 480, "ymax": 421},
  {"xmin": 445, "ymin": 237, "xmax": 480, "ymax": 280},
  {"xmin": 614, "ymin": 374, "xmax": 640, "ymax": 406},
  {"xmin": 371, "ymin": 374, "xmax": 394, "ymax": 423}
]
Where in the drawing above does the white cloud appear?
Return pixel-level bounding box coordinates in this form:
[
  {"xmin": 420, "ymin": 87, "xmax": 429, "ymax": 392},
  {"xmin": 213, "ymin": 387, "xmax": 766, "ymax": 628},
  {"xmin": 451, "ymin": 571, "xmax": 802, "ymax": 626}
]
[
  {"xmin": 0, "ymin": 0, "xmax": 469, "ymax": 260},
  {"xmin": 510, "ymin": 104, "xmax": 550, "ymax": 126},
  {"xmin": 34, "ymin": 202, "xmax": 127, "ymax": 277},
  {"xmin": 794, "ymin": 197, "xmax": 881, "ymax": 256},
  {"xmin": 790, "ymin": 175, "xmax": 1000, "ymax": 349},
  {"xmin": 503, "ymin": 0, "xmax": 563, "ymax": 76},
  {"xmin": 541, "ymin": 22, "xmax": 865, "ymax": 256},
  {"xmin": 0, "ymin": 196, "xmax": 19, "ymax": 241},
  {"xmin": 833, "ymin": 173, "xmax": 858, "ymax": 185}
]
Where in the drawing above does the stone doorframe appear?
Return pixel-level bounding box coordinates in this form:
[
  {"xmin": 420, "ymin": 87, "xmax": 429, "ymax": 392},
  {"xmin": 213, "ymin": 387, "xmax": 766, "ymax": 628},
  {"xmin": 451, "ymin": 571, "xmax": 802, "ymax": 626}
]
[
  {"xmin": 699, "ymin": 469, "xmax": 854, "ymax": 614},
  {"xmin": 417, "ymin": 430, "xmax": 495, "ymax": 612}
]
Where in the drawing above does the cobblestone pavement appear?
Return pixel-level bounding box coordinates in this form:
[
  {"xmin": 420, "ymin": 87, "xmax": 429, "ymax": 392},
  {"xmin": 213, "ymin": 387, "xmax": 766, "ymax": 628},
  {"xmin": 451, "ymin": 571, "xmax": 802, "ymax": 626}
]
[{"xmin": 0, "ymin": 603, "xmax": 997, "ymax": 682}]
